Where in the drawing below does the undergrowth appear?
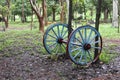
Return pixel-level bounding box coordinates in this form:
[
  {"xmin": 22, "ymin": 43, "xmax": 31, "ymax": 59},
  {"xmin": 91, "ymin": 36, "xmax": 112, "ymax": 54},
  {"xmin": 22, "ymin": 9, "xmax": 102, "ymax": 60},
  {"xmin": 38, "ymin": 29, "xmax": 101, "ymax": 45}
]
[
  {"xmin": 0, "ymin": 29, "xmax": 47, "ymax": 57},
  {"xmin": 0, "ymin": 23, "xmax": 120, "ymax": 64}
]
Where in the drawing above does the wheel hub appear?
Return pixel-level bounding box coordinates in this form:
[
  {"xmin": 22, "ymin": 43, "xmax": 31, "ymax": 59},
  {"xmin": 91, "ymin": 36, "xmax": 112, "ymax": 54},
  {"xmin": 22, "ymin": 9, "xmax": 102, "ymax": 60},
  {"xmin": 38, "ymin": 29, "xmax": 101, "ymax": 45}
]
[
  {"xmin": 57, "ymin": 38, "xmax": 63, "ymax": 44},
  {"xmin": 83, "ymin": 43, "xmax": 91, "ymax": 50}
]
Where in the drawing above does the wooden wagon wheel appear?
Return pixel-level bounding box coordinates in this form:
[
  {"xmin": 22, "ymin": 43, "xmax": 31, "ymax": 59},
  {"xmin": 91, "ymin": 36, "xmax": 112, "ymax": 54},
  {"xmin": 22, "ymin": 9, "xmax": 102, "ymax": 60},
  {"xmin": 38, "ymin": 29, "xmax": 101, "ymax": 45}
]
[
  {"xmin": 43, "ymin": 23, "xmax": 68, "ymax": 55},
  {"xmin": 67, "ymin": 25, "xmax": 102, "ymax": 65}
]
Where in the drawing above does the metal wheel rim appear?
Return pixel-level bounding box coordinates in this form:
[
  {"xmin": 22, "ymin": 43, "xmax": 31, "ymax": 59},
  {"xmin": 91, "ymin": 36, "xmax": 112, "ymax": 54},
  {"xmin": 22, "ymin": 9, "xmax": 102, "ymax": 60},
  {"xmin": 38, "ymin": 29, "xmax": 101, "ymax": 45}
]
[
  {"xmin": 43, "ymin": 23, "xmax": 68, "ymax": 55},
  {"xmin": 67, "ymin": 25, "xmax": 102, "ymax": 65}
]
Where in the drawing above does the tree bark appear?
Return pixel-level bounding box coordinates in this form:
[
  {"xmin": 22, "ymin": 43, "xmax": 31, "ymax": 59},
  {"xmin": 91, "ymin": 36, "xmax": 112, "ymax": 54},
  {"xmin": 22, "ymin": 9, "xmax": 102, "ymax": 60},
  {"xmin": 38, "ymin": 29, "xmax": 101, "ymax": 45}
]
[
  {"xmin": 68, "ymin": 0, "xmax": 73, "ymax": 35},
  {"xmin": 52, "ymin": 8, "xmax": 56, "ymax": 21},
  {"xmin": 60, "ymin": 0, "xmax": 65, "ymax": 23},
  {"xmin": 5, "ymin": 0, "xmax": 10, "ymax": 28},
  {"xmin": 112, "ymin": 0, "xmax": 118, "ymax": 27},
  {"xmin": 94, "ymin": 0, "xmax": 102, "ymax": 63},
  {"xmin": 38, "ymin": 16, "xmax": 44, "ymax": 32},
  {"xmin": 42, "ymin": 0, "xmax": 48, "ymax": 26},
  {"xmin": 29, "ymin": 0, "xmax": 44, "ymax": 32},
  {"xmin": 65, "ymin": 0, "xmax": 73, "ymax": 59},
  {"xmin": 22, "ymin": 0, "xmax": 25, "ymax": 23},
  {"xmin": 104, "ymin": 9, "xmax": 109, "ymax": 23},
  {"xmin": 31, "ymin": 9, "xmax": 33, "ymax": 30},
  {"xmin": 3, "ymin": 17, "xmax": 8, "ymax": 28}
]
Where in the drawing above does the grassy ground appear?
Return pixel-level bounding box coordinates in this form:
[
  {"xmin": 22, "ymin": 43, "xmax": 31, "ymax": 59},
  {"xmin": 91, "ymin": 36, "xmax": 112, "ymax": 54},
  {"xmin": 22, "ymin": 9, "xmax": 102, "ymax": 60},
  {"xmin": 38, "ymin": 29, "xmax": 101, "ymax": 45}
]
[
  {"xmin": 99, "ymin": 23, "xmax": 120, "ymax": 39},
  {"xmin": 0, "ymin": 22, "xmax": 120, "ymax": 64}
]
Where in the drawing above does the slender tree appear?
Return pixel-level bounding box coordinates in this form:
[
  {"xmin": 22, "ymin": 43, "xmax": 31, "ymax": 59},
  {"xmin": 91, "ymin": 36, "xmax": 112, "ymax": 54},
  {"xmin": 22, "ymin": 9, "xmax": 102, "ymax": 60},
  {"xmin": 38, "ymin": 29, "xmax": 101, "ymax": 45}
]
[
  {"xmin": 67, "ymin": 0, "xmax": 73, "ymax": 36},
  {"xmin": 29, "ymin": 0, "xmax": 44, "ymax": 32},
  {"xmin": 42, "ymin": 0, "xmax": 48, "ymax": 26},
  {"xmin": 0, "ymin": 0, "xmax": 9, "ymax": 29},
  {"xmin": 21, "ymin": 0, "xmax": 25, "ymax": 23},
  {"xmin": 112, "ymin": 0, "xmax": 118, "ymax": 27},
  {"xmin": 65, "ymin": 0, "xmax": 73, "ymax": 58},
  {"xmin": 59, "ymin": 0, "xmax": 66, "ymax": 23},
  {"xmin": 94, "ymin": 0, "xmax": 102, "ymax": 63}
]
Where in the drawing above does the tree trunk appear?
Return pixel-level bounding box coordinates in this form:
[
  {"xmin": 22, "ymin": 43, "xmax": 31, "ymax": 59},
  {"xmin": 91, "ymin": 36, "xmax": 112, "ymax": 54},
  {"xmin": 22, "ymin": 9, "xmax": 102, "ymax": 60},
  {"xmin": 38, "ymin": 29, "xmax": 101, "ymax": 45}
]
[
  {"xmin": 66, "ymin": 0, "xmax": 69, "ymax": 23},
  {"xmin": 42, "ymin": 0, "xmax": 48, "ymax": 26},
  {"xmin": 31, "ymin": 9, "xmax": 33, "ymax": 30},
  {"xmin": 65, "ymin": 0, "xmax": 73, "ymax": 59},
  {"xmin": 68, "ymin": 0, "xmax": 73, "ymax": 36},
  {"xmin": 3, "ymin": 17, "xmax": 8, "ymax": 28},
  {"xmin": 6, "ymin": 0, "xmax": 10, "ymax": 28},
  {"xmin": 37, "ymin": 16, "xmax": 44, "ymax": 33},
  {"xmin": 112, "ymin": 0, "xmax": 118, "ymax": 27},
  {"xmin": 60, "ymin": 0, "xmax": 64, "ymax": 23},
  {"xmin": 13, "ymin": 14, "xmax": 16, "ymax": 22},
  {"xmin": 29, "ymin": 0, "xmax": 45, "ymax": 32},
  {"xmin": 52, "ymin": 8, "xmax": 56, "ymax": 21},
  {"xmin": 22, "ymin": 0, "xmax": 25, "ymax": 23},
  {"xmin": 104, "ymin": 9, "xmax": 109, "ymax": 23},
  {"xmin": 94, "ymin": 0, "xmax": 102, "ymax": 63}
]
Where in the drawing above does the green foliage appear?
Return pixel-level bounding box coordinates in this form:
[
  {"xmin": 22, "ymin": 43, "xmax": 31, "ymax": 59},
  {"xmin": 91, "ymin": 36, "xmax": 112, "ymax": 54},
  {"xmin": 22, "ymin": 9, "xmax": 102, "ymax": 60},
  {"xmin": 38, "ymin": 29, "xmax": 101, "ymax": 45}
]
[
  {"xmin": 47, "ymin": 0, "xmax": 61, "ymax": 16},
  {"xmin": 73, "ymin": 0, "xmax": 85, "ymax": 14},
  {"xmin": 0, "ymin": 5, "xmax": 9, "ymax": 17},
  {"xmin": 101, "ymin": 0, "xmax": 112, "ymax": 12},
  {"xmin": 100, "ymin": 48, "xmax": 117, "ymax": 64},
  {"xmin": 12, "ymin": 0, "xmax": 32, "ymax": 16}
]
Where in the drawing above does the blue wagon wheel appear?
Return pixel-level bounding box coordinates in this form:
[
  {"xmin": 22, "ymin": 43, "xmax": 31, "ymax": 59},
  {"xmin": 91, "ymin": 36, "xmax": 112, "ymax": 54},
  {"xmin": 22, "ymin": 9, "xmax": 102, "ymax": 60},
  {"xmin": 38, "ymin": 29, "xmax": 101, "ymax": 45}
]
[
  {"xmin": 67, "ymin": 25, "xmax": 102, "ymax": 65},
  {"xmin": 43, "ymin": 23, "xmax": 68, "ymax": 55}
]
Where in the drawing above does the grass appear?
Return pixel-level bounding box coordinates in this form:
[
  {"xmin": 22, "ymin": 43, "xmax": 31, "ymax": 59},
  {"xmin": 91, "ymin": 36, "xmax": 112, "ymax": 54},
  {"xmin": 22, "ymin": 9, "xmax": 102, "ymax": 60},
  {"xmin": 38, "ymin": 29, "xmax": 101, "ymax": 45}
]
[
  {"xmin": 98, "ymin": 23, "xmax": 120, "ymax": 63},
  {"xmin": 100, "ymin": 46, "xmax": 117, "ymax": 63},
  {"xmin": 0, "ymin": 29, "xmax": 47, "ymax": 57},
  {"xmin": 99, "ymin": 23, "xmax": 120, "ymax": 39},
  {"xmin": 0, "ymin": 22, "xmax": 120, "ymax": 64}
]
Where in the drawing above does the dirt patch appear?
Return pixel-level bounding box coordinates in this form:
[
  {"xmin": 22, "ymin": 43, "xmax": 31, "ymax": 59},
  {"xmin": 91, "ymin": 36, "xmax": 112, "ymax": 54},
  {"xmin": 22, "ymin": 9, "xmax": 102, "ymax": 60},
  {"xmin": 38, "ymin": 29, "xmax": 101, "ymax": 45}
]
[
  {"xmin": 0, "ymin": 27, "xmax": 120, "ymax": 80},
  {"xmin": 0, "ymin": 52, "xmax": 120, "ymax": 80}
]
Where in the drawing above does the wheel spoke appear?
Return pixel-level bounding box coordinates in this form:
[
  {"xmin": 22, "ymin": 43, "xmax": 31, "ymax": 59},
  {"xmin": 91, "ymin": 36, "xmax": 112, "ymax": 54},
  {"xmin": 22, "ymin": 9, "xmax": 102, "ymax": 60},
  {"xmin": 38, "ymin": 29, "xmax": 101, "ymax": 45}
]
[
  {"xmin": 87, "ymin": 29, "xmax": 92, "ymax": 42},
  {"xmin": 75, "ymin": 37, "xmax": 81, "ymax": 42},
  {"xmin": 48, "ymin": 42, "xmax": 57, "ymax": 48},
  {"xmin": 57, "ymin": 25, "xmax": 60, "ymax": 37},
  {"xmin": 71, "ymin": 47, "xmax": 82, "ymax": 52},
  {"xmin": 84, "ymin": 51, "xmax": 87, "ymax": 64},
  {"xmin": 79, "ymin": 50, "xmax": 84, "ymax": 63},
  {"xmin": 73, "ymin": 49, "xmax": 82, "ymax": 59},
  {"xmin": 48, "ymin": 33, "xmax": 56, "ymax": 39},
  {"xmin": 62, "ymin": 30, "xmax": 68, "ymax": 38},
  {"xmin": 84, "ymin": 28, "xmax": 87, "ymax": 42},
  {"xmin": 61, "ymin": 44, "xmax": 66, "ymax": 52},
  {"xmin": 46, "ymin": 39, "xmax": 56, "ymax": 42},
  {"xmin": 91, "ymin": 40, "xmax": 100, "ymax": 44},
  {"xmin": 59, "ymin": 44, "xmax": 62, "ymax": 53},
  {"xmin": 61, "ymin": 25, "xmax": 64, "ymax": 37},
  {"xmin": 54, "ymin": 44, "xmax": 59, "ymax": 53},
  {"xmin": 78, "ymin": 30, "xmax": 84, "ymax": 43},
  {"xmin": 63, "ymin": 35, "xmax": 68, "ymax": 40},
  {"xmin": 91, "ymin": 46, "xmax": 101, "ymax": 50},
  {"xmin": 70, "ymin": 42, "xmax": 82, "ymax": 46},
  {"xmin": 89, "ymin": 34, "xmax": 97, "ymax": 43},
  {"xmin": 74, "ymin": 37, "xmax": 83, "ymax": 45},
  {"xmin": 87, "ymin": 50, "xmax": 93, "ymax": 62},
  {"xmin": 60, "ymin": 44, "xmax": 66, "ymax": 53},
  {"xmin": 52, "ymin": 28, "xmax": 58, "ymax": 38},
  {"xmin": 50, "ymin": 43, "xmax": 58, "ymax": 51}
]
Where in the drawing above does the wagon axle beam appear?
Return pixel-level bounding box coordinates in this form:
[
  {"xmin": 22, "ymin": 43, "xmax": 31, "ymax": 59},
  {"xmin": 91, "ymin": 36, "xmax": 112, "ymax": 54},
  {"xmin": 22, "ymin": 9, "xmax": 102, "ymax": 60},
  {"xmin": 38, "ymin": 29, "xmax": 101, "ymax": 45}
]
[{"xmin": 57, "ymin": 38, "xmax": 68, "ymax": 44}]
